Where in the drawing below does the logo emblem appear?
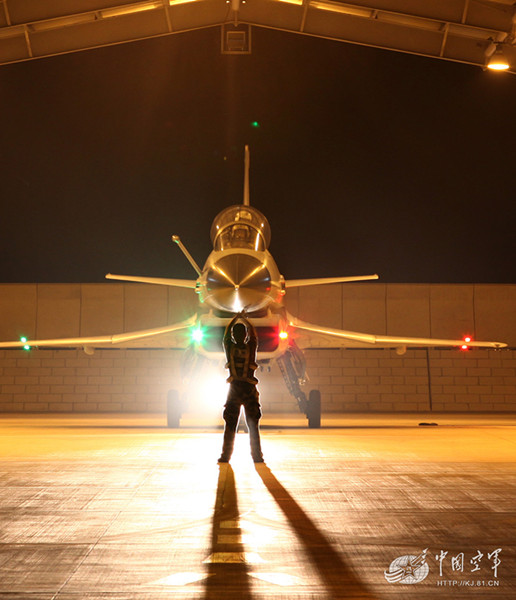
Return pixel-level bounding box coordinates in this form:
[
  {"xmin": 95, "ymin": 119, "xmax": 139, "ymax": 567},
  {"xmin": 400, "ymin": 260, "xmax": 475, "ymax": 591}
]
[{"xmin": 384, "ymin": 549, "xmax": 429, "ymax": 584}]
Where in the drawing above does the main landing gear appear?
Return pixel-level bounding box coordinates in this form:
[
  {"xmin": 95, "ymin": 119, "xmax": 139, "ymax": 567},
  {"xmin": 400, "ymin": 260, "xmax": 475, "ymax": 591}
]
[
  {"xmin": 277, "ymin": 343, "xmax": 321, "ymax": 428},
  {"xmin": 167, "ymin": 342, "xmax": 321, "ymax": 429}
]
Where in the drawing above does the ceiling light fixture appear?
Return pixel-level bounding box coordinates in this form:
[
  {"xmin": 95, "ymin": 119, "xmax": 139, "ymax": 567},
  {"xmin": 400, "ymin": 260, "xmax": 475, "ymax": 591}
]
[{"xmin": 486, "ymin": 44, "xmax": 510, "ymax": 71}]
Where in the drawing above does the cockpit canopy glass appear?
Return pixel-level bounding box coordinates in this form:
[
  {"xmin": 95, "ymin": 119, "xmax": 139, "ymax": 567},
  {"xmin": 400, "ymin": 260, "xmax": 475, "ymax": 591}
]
[{"xmin": 210, "ymin": 205, "xmax": 271, "ymax": 251}]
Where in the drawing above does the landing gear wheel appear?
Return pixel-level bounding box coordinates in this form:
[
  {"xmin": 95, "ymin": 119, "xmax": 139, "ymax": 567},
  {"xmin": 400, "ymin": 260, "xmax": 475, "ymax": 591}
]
[
  {"xmin": 167, "ymin": 389, "xmax": 182, "ymax": 428},
  {"xmin": 307, "ymin": 389, "xmax": 321, "ymax": 429}
]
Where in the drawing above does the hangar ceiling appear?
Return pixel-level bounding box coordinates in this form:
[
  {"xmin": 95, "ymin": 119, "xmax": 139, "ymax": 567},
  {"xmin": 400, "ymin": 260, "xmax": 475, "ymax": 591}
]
[{"xmin": 0, "ymin": 0, "xmax": 515, "ymax": 71}]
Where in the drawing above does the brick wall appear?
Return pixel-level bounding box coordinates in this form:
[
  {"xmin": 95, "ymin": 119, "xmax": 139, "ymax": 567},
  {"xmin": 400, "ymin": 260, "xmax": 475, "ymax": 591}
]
[
  {"xmin": 0, "ymin": 349, "xmax": 182, "ymax": 413},
  {"xmin": 1, "ymin": 283, "xmax": 515, "ymax": 414},
  {"xmin": 302, "ymin": 348, "xmax": 516, "ymax": 413},
  {"xmin": 1, "ymin": 347, "xmax": 514, "ymax": 414}
]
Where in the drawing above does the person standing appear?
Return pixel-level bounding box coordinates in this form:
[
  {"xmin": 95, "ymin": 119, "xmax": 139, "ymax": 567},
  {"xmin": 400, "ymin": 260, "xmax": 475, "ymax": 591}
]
[{"xmin": 218, "ymin": 312, "xmax": 264, "ymax": 463}]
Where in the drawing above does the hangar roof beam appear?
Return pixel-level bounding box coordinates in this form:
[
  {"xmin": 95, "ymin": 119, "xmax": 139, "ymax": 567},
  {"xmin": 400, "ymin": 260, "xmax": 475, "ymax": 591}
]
[{"xmin": 0, "ymin": 0, "xmax": 514, "ymax": 72}]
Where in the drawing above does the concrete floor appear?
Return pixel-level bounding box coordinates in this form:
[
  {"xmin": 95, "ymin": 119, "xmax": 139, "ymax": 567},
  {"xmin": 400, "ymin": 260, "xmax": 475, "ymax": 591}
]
[{"xmin": 0, "ymin": 412, "xmax": 515, "ymax": 599}]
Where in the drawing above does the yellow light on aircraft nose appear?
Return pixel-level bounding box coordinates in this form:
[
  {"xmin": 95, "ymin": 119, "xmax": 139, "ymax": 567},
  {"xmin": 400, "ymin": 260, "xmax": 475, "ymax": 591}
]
[{"xmin": 279, "ymin": 330, "xmax": 289, "ymax": 340}]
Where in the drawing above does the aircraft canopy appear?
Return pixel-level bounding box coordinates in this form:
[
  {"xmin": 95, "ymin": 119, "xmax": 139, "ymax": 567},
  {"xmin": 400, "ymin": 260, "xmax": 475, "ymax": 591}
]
[{"xmin": 210, "ymin": 205, "xmax": 271, "ymax": 251}]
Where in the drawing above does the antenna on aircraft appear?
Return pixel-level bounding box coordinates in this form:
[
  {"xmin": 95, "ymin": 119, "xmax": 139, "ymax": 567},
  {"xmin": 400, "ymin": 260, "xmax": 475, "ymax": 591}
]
[
  {"xmin": 243, "ymin": 145, "xmax": 250, "ymax": 206},
  {"xmin": 172, "ymin": 235, "xmax": 202, "ymax": 276}
]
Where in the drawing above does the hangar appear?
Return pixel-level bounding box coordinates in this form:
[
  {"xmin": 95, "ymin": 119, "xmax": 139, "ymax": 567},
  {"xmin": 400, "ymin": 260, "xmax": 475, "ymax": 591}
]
[
  {"xmin": 0, "ymin": 0, "xmax": 515, "ymax": 417},
  {"xmin": 0, "ymin": 2, "xmax": 515, "ymax": 598}
]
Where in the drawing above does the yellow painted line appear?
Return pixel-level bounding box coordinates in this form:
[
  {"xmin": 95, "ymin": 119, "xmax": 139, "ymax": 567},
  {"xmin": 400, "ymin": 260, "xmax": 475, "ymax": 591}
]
[
  {"xmin": 217, "ymin": 534, "xmax": 242, "ymax": 544},
  {"xmin": 204, "ymin": 552, "xmax": 265, "ymax": 564},
  {"xmin": 220, "ymin": 520, "xmax": 240, "ymax": 528}
]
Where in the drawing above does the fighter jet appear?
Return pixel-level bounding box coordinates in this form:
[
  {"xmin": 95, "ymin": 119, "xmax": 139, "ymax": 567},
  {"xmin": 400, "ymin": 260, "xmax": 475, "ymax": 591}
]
[{"xmin": 0, "ymin": 147, "xmax": 507, "ymax": 427}]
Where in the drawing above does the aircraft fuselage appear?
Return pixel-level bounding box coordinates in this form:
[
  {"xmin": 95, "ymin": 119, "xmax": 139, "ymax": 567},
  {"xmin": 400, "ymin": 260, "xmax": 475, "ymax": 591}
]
[
  {"xmin": 197, "ymin": 247, "xmax": 284, "ymax": 313},
  {"xmin": 196, "ymin": 204, "xmax": 285, "ymax": 315}
]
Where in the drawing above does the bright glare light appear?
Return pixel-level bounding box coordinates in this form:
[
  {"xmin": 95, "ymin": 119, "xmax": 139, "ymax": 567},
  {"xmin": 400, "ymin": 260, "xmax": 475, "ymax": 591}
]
[
  {"xmin": 193, "ymin": 373, "xmax": 228, "ymax": 414},
  {"xmin": 488, "ymin": 63, "xmax": 509, "ymax": 71},
  {"xmin": 192, "ymin": 328, "xmax": 204, "ymax": 343},
  {"xmin": 20, "ymin": 336, "xmax": 30, "ymax": 350},
  {"xmin": 232, "ymin": 296, "xmax": 243, "ymax": 312},
  {"xmin": 488, "ymin": 59, "xmax": 510, "ymax": 71},
  {"xmin": 153, "ymin": 572, "xmax": 210, "ymax": 586},
  {"xmin": 461, "ymin": 336, "xmax": 472, "ymax": 350},
  {"xmin": 240, "ymin": 519, "xmax": 277, "ymax": 547},
  {"xmin": 250, "ymin": 572, "xmax": 302, "ymax": 586},
  {"xmin": 279, "ymin": 330, "xmax": 288, "ymax": 340},
  {"xmin": 487, "ymin": 48, "xmax": 510, "ymax": 71}
]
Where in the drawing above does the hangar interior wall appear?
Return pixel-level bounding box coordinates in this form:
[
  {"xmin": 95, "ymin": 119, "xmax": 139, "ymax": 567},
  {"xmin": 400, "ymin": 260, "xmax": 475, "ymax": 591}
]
[
  {"xmin": 0, "ymin": 347, "xmax": 515, "ymax": 414},
  {"xmin": 0, "ymin": 283, "xmax": 515, "ymax": 414}
]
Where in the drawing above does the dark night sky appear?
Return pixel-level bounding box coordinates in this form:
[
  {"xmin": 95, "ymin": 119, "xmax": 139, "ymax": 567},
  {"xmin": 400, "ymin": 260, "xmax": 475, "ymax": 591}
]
[{"xmin": 0, "ymin": 26, "xmax": 515, "ymax": 284}]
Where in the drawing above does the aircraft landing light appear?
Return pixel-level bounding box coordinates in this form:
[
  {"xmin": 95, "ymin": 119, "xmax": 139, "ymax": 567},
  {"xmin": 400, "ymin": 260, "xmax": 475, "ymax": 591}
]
[{"xmin": 279, "ymin": 330, "xmax": 289, "ymax": 340}]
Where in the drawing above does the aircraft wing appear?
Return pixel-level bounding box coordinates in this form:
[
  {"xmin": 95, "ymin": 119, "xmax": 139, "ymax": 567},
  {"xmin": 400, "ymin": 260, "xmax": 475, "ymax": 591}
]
[
  {"xmin": 0, "ymin": 315, "xmax": 197, "ymax": 350},
  {"xmin": 288, "ymin": 315, "xmax": 507, "ymax": 351},
  {"xmin": 285, "ymin": 274, "xmax": 378, "ymax": 287},
  {"xmin": 105, "ymin": 273, "xmax": 197, "ymax": 288}
]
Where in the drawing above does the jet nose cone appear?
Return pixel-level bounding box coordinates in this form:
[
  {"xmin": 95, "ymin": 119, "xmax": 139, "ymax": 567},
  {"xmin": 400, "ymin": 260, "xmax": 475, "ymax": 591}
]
[
  {"xmin": 208, "ymin": 255, "xmax": 271, "ymax": 290},
  {"xmin": 207, "ymin": 254, "xmax": 271, "ymax": 312}
]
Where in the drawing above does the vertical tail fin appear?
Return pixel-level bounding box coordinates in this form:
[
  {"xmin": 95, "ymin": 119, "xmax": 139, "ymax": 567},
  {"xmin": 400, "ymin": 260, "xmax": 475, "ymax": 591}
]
[{"xmin": 243, "ymin": 145, "xmax": 250, "ymax": 206}]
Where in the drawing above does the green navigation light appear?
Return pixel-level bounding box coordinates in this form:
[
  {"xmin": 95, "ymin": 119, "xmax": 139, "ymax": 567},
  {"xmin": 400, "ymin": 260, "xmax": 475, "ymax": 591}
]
[
  {"xmin": 192, "ymin": 327, "xmax": 204, "ymax": 343},
  {"xmin": 20, "ymin": 336, "xmax": 30, "ymax": 351},
  {"xmin": 251, "ymin": 121, "xmax": 260, "ymax": 128}
]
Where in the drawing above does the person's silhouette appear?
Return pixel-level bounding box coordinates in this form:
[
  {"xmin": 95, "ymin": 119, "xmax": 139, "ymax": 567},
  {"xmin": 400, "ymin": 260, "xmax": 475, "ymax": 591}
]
[{"xmin": 218, "ymin": 312, "xmax": 264, "ymax": 463}]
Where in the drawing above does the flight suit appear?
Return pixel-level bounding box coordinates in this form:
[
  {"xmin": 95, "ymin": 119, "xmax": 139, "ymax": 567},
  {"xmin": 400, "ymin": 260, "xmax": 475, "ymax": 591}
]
[{"xmin": 218, "ymin": 317, "xmax": 264, "ymax": 463}]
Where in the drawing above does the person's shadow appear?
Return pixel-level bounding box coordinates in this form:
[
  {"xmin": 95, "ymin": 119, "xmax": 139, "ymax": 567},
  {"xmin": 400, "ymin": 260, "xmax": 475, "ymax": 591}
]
[
  {"xmin": 203, "ymin": 463, "xmax": 376, "ymax": 599},
  {"xmin": 203, "ymin": 464, "xmax": 253, "ymax": 599},
  {"xmin": 254, "ymin": 463, "xmax": 377, "ymax": 599}
]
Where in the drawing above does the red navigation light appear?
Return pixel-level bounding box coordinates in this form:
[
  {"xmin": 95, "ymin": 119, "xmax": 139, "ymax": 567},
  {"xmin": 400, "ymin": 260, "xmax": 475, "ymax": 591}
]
[
  {"xmin": 279, "ymin": 330, "xmax": 289, "ymax": 340},
  {"xmin": 461, "ymin": 336, "xmax": 472, "ymax": 351}
]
